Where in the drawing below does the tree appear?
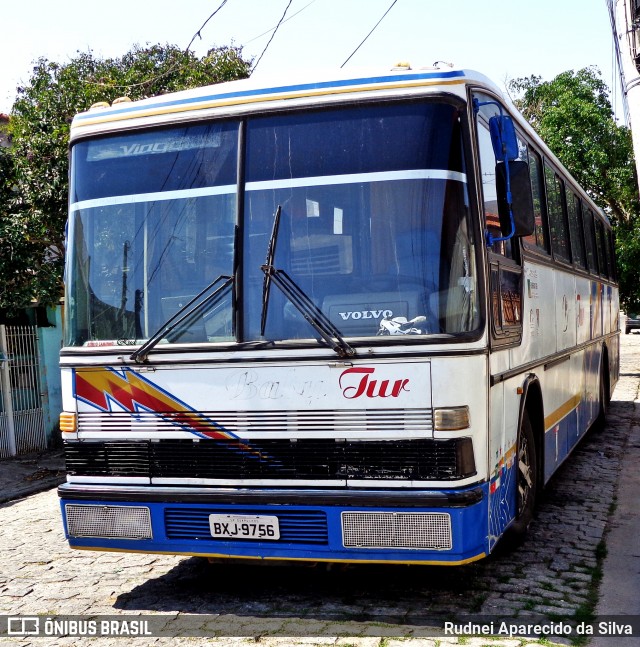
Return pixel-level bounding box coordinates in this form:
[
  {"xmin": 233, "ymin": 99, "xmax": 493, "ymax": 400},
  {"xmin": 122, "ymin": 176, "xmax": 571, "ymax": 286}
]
[
  {"xmin": 0, "ymin": 44, "xmax": 252, "ymax": 313},
  {"xmin": 508, "ymin": 67, "xmax": 640, "ymax": 311}
]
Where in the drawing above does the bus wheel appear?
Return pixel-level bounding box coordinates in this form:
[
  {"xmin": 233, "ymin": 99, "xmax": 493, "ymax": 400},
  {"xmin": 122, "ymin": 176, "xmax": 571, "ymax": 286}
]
[{"xmin": 510, "ymin": 411, "xmax": 537, "ymax": 537}]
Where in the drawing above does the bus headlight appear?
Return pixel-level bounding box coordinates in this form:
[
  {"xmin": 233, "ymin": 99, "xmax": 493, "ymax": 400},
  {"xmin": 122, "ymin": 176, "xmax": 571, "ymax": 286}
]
[{"xmin": 434, "ymin": 406, "xmax": 470, "ymax": 431}]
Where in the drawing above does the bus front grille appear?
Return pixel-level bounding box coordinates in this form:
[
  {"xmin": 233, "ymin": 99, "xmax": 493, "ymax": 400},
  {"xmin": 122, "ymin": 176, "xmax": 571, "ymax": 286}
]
[
  {"xmin": 165, "ymin": 508, "xmax": 328, "ymax": 544},
  {"xmin": 76, "ymin": 408, "xmax": 434, "ymax": 436},
  {"xmin": 64, "ymin": 438, "xmax": 475, "ymax": 481}
]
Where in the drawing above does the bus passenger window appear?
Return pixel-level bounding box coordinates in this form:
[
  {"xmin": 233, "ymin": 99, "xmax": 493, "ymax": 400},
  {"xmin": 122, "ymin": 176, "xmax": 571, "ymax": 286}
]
[
  {"xmin": 595, "ymin": 218, "xmax": 608, "ymax": 277},
  {"xmin": 584, "ymin": 208, "xmax": 599, "ymax": 274},
  {"xmin": 500, "ymin": 268, "xmax": 522, "ymax": 326},
  {"xmin": 606, "ymin": 229, "xmax": 617, "ymax": 280},
  {"xmin": 523, "ymin": 150, "xmax": 549, "ymax": 253},
  {"xmin": 545, "ymin": 164, "xmax": 571, "ymax": 263},
  {"xmin": 567, "ymin": 191, "xmax": 587, "ymax": 270}
]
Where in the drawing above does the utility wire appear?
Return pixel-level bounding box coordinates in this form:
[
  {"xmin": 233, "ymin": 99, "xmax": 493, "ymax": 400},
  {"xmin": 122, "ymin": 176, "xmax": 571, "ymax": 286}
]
[
  {"xmin": 77, "ymin": 0, "xmax": 232, "ymax": 93},
  {"xmin": 245, "ymin": 0, "xmax": 317, "ymax": 44},
  {"xmin": 186, "ymin": 0, "xmax": 230, "ymax": 52},
  {"xmin": 252, "ymin": 0, "xmax": 294, "ymax": 72},
  {"xmin": 340, "ymin": 0, "xmax": 399, "ymax": 68}
]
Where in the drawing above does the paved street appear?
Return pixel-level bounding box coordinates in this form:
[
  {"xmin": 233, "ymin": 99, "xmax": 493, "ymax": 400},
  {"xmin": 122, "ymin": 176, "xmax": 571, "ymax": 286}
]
[{"xmin": 1, "ymin": 335, "xmax": 639, "ymax": 647}]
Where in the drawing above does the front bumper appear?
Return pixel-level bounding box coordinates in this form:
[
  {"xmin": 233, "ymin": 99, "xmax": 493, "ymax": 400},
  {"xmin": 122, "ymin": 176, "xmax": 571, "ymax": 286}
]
[{"xmin": 59, "ymin": 482, "xmax": 489, "ymax": 565}]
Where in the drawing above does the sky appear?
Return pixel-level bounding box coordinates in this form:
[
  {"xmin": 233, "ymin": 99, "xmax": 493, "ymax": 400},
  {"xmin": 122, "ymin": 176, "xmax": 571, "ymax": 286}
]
[{"xmin": 0, "ymin": 0, "xmax": 621, "ymax": 116}]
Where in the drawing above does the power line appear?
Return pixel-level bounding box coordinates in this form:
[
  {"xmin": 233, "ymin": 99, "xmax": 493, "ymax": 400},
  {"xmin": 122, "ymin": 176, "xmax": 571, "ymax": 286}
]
[
  {"xmin": 245, "ymin": 0, "xmax": 317, "ymax": 44},
  {"xmin": 340, "ymin": 0, "xmax": 399, "ymax": 68},
  {"xmin": 186, "ymin": 0, "xmax": 230, "ymax": 52},
  {"xmin": 252, "ymin": 0, "xmax": 294, "ymax": 72}
]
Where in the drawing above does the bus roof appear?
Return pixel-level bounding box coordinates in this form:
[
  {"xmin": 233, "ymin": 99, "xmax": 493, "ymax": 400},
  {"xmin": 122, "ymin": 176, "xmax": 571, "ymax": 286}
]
[{"xmin": 70, "ymin": 65, "xmax": 502, "ymax": 138}]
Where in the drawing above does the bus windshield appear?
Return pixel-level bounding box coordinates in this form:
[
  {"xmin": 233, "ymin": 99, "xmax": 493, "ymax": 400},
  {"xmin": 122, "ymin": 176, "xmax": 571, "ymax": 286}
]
[{"xmin": 66, "ymin": 101, "xmax": 479, "ymax": 348}]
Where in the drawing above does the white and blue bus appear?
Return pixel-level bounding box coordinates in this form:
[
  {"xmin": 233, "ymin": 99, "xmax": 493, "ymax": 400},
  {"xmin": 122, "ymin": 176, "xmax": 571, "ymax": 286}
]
[{"xmin": 58, "ymin": 64, "xmax": 619, "ymax": 565}]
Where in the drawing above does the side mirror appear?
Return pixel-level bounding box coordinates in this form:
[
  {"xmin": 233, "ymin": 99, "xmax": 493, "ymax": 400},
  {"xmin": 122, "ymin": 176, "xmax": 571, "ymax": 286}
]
[
  {"xmin": 489, "ymin": 115, "xmax": 519, "ymax": 161},
  {"xmin": 496, "ymin": 160, "xmax": 535, "ymax": 237}
]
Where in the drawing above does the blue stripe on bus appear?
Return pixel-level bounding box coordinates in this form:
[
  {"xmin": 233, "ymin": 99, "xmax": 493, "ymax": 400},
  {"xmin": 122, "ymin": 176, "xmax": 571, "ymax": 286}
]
[{"xmin": 73, "ymin": 70, "xmax": 467, "ymax": 122}]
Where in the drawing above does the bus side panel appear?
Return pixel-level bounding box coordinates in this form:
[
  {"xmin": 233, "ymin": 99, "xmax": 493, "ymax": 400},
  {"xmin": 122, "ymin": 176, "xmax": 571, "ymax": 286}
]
[
  {"xmin": 515, "ymin": 263, "xmax": 558, "ymax": 367},
  {"xmin": 604, "ymin": 285, "xmax": 610, "ymax": 335},
  {"xmin": 487, "ymin": 375, "xmax": 518, "ymax": 548},
  {"xmin": 555, "ymin": 271, "xmax": 577, "ymax": 353},
  {"xmin": 606, "ymin": 284, "xmax": 620, "ymax": 394},
  {"xmin": 576, "ymin": 277, "xmax": 591, "ymax": 345},
  {"xmin": 608, "ymin": 330, "xmax": 620, "ymax": 392},
  {"xmin": 489, "ymin": 382, "xmax": 514, "ymax": 547},
  {"xmin": 591, "ymin": 281, "xmax": 604, "ymax": 339}
]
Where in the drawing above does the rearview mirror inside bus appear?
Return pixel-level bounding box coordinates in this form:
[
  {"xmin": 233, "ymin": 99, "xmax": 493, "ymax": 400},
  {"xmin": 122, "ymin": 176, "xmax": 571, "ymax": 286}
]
[{"xmin": 496, "ymin": 160, "xmax": 535, "ymax": 237}]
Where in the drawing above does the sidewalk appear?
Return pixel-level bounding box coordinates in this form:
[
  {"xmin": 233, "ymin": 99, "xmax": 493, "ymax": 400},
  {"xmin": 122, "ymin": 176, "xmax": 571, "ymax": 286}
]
[
  {"xmin": 0, "ymin": 447, "xmax": 65, "ymax": 504},
  {"xmin": 591, "ymin": 386, "xmax": 640, "ymax": 647}
]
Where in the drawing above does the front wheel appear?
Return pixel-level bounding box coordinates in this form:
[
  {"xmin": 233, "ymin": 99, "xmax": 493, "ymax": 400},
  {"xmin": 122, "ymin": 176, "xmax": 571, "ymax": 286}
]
[{"xmin": 510, "ymin": 411, "xmax": 538, "ymax": 537}]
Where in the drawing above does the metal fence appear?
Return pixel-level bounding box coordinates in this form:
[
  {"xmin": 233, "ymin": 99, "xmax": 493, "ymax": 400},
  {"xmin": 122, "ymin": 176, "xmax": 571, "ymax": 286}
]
[{"xmin": 0, "ymin": 325, "xmax": 47, "ymax": 457}]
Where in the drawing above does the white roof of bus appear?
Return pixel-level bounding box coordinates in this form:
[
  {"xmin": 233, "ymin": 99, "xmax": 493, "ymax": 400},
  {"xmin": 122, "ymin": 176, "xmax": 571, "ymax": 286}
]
[{"xmin": 70, "ymin": 65, "xmax": 503, "ymax": 138}]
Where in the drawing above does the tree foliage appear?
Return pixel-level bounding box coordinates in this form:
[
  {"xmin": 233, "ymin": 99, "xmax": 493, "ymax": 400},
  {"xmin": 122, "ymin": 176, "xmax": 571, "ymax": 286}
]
[
  {"xmin": 508, "ymin": 67, "xmax": 640, "ymax": 310},
  {"xmin": 0, "ymin": 44, "xmax": 251, "ymax": 312}
]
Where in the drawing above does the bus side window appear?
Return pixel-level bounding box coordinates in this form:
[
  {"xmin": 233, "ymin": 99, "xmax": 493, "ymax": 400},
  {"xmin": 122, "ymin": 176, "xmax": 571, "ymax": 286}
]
[
  {"xmin": 477, "ymin": 121, "xmax": 500, "ymax": 245},
  {"xmin": 595, "ymin": 218, "xmax": 608, "ymax": 278},
  {"xmin": 567, "ymin": 190, "xmax": 587, "ymax": 270},
  {"xmin": 584, "ymin": 207, "xmax": 599, "ymax": 274},
  {"xmin": 522, "ymin": 149, "xmax": 549, "ymax": 254},
  {"xmin": 545, "ymin": 163, "xmax": 571, "ymax": 263},
  {"xmin": 607, "ymin": 229, "xmax": 617, "ymax": 281}
]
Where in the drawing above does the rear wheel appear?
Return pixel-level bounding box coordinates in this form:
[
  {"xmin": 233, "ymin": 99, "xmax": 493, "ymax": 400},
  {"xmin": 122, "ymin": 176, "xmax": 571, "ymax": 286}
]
[{"xmin": 510, "ymin": 411, "xmax": 537, "ymax": 537}]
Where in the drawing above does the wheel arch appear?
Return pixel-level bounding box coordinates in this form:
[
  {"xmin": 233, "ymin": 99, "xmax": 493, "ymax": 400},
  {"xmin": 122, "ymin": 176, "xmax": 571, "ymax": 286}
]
[{"xmin": 517, "ymin": 374, "xmax": 544, "ymax": 492}]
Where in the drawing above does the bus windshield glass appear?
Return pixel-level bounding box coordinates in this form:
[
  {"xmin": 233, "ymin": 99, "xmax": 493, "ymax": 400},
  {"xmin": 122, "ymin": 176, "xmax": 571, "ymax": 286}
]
[{"xmin": 66, "ymin": 101, "xmax": 479, "ymax": 348}]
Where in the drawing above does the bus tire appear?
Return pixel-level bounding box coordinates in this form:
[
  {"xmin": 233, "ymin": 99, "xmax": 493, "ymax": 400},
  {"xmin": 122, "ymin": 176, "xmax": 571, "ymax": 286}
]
[{"xmin": 510, "ymin": 411, "xmax": 537, "ymax": 537}]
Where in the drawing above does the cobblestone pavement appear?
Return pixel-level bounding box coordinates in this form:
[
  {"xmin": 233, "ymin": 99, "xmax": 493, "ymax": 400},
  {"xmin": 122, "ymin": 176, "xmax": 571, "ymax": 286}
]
[{"xmin": 1, "ymin": 335, "xmax": 639, "ymax": 647}]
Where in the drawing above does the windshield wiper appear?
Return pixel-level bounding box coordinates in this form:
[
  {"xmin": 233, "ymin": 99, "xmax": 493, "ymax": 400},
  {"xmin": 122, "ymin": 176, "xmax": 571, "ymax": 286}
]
[
  {"xmin": 260, "ymin": 205, "xmax": 355, "ymax": 359},
  {"xmin": 130, "ymin": 275, "xmax": 233, "ymax": 363},
  {"xmin": 260, "ymin": 205, "xmax": 281, "ymax": 336}
]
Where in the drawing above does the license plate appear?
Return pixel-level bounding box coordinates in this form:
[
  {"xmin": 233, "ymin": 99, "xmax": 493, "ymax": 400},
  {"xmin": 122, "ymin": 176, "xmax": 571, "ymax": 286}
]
[{"xmin": 209, "ymin": 514, "xmax": 280, "ymax": 540}]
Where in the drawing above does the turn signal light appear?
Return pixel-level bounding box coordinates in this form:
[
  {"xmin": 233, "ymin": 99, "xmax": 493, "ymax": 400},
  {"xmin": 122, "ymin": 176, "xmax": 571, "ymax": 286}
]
[
  {"xmin": 59, "ymin": 412, "xmax": 77, "ymax": 433},
  {"xmin": 434, "ymin": 406, "xmax": 470, "ymax": 431}
]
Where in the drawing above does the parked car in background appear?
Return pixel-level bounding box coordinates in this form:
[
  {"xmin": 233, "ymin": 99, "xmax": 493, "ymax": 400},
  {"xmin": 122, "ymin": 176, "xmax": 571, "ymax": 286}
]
[{"xmin": 625, "ymin": 313, "xmax": 640, "ymax": 334}]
